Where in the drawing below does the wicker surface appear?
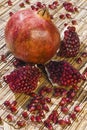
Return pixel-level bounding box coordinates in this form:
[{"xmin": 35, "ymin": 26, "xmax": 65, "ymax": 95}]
[{"xmin": 0, "ymin": 0, "xmax": 87, "ymax": 130}]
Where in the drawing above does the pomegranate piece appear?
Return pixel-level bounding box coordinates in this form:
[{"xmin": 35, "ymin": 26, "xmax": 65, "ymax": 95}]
[
  {"xmin": 36, "ymin": 2, "xmax": 42, "ymax": 8},
  {"xmin": 17, "ymin": 120, "xmax": 26, "ymax": 127},
  {"xmin": 64, "ymin": 23, "xmax": 68, "ymax": 26},
  {"xmin": 67, "ymin": 88, "xmax": 76, "ymax": 98},
  {"xmin": 53, "ymin": 1, "xmax": 59, "ymax": 6},
  {"xmin": 22, "ymin": 111, "xmax": 28, "ymax": 118},
  {"xmin": 42, "ymin": 104, "xmax": 49, "ymax": 112},
  {"xmin": 19, "ymin": 3, "xmax": 25, "ymax": 8},
  {"xmin": 7, "ymin": 0, "xmax": 12, "ymax": 6},
  {"xmin": 74, "ymin": 105, "xmax": 81, "ymax": 112},
  {"xmin": 0, "ymin": 55, "xmax": 6, "ymax": 62},
  {"xmin": 74, "ymin": 7, "xmax": 78, "ymax": 12},
  {"xmin": 6, "ymin": 114, "xmax": 13, "ymax": 122},
  {"xmin": 59, "ymin": 97, "xmax": 67, "ymax": 106},
  {"xmin": 45, "ymin": 97, "xmax": 51, "ymax": 103},
  {"xmin": 36, "ymin": 115, "xmax": 42, "ymax": 123},
  {"xmin": 45, "ymin": 60, "xmax": 82, "ymax": 86},
  {"xmin": 59, "ymin": 26, "xmax": 80, "ymax": 57},
  {"xmin": 39, "ymin": 110, "xmax": 45, "ymax": 118},
  {"xmin": 66, "ymin": 13, "xmax": 71, "ymax": 18},
  {"xmin": 3, "ymin": 65, "xmax": 41, "ymax": 94},
  {"xmin": 65, "ymin": 118, "xmax": 71, "ymax": 125},
  {"xmin": 44, "ymin": 120, "xmax": 53, "ymax": 130},
  {"xmin": 25, "ymin": 0, "xmax": 30, "ymax": 4},
  {"xmin": 11, "ymin": 100, "xmax": 17, "ymax": 106}
]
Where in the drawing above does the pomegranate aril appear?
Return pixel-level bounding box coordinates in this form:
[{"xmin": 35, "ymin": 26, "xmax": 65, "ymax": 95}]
[
  {"xmin": 36, "ymin": 104, "xmax": 42, "ymax": 110},
  {"xmin": 67, "ymin": 89, "xmax": 76, "ymax": 98},
  {"xmin": 39, "ymin": 110, "xmax": 45, "ymax": 118},
  {"xmin": 11, "ymin": 100, "xmax": 17, "ymax": 106},
  {"xmin": 53, "ymin": 1, "xmax": 59, "ymax": 6},
  {"xmin": 61, "ymin": 106, "xmax": 69, "ymax": 114},
  {"xmin": 70, "ymin": 112, "xmax": 77, "ymax": 120},
  {"xmin": 29, "ymin": 92, "xmax": 37, "ymax": 98},
  {"xmin": 31, "ymin": 5, "xmax": 36, "ymax": 10},
  {"xmin": 44, "ymin": 120, "xmax": 53, "ymax": 130},
  {"xmin": 0, "ymin": 55, "xmax": 6, "ymax": 62},
  {"xmin": 74, "ymin": 7, "xmax": 78, "ymax": 12},
  {"xmin": 19, "ymin": 3, "xmax": 25, "ymax": 7},
  {"xmin": 72, "ymin": 20, "xmax": 77, "ymax": 25},
  {"xmin": 28, "ymin": 105, "xmax": 36, "ymax": 112},
  {"xmin": 10, "ymin": 105, "xmax": 17, "ymax": 113},
  {"xmin": 59, "ymin": 14, "xmax": 65, "ymax": 19},
  {"xmin": 76, "ymin": 57, "xmax": 82, "ymax": 64},
  {"xmin": 6, "ymin": 114, "xmax": 13, "ymax": 122},
  {"xmin": 36, "ymin": 2, "xmax": 42, "ymax": 8},
  {"xmin": 74, "ymin": 105, "xmax": 81, "ymax": 112},
  {"xmin": 65, "ymin": 118, "xmax": 71, "ymax": 125},
  {"xmin": 22, "ymin": 111, "xmax": 28, "ymax": 118},
  {"xmin": 7, "ymin": 0, "xmax": 12, "ymax": 6},
  {"xmin": 63, "ymin": 2, "xmax": 74, "ymax": 12},
  {"xmin": 30, "ymin": 115, "xmax": 36, "ymax": 122},
  {"xmin": 17, "ymin": 120, "xmax": 26, "ymax": 127},
  {"xmin": 25, "ymin": 0, "xmax": 30, "ymax": 4},
  {"xmin": 49, "ymin": 4, "xmax": 56, "ymax": 10},
  {"xmin": 42, "ymin": 104, "xmax": 49, "ymax": 112},
  {"xmin": 59, "ymin": 97, "xmax": 67, "ymax": 106},
  {"xmin": 81, "ymin": 52, "xmax": 87, "ymax": 57},
  {"xmin": 9, "ymin": 12, "xmax": 14, "ymax": 17},
  {"xmin": 36, "ymin": 116, "xmax": 42, "ymax": 123},
  {"xmin": 64, "ymin": 23, "xmax": 68, "ymax": 26},
  {"xmin": 45, "ymin": 97, "xmax": 51, "ymax": 103},
  {"xmin": 58, "ymin": 119, "xmax": 67, "ymax": 126},
  {"xmin": 4, "ymin": 100, "xmax": 11, "ymax": 107},
  {"xmin": 66, "ymin": 13, "xmax": 71, "ymax": 18}
]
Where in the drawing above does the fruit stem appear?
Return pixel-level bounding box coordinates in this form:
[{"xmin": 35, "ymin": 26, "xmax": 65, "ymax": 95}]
[{"xmin": 37, "ymin": 8, "xmax": 51, "ymax": 20}]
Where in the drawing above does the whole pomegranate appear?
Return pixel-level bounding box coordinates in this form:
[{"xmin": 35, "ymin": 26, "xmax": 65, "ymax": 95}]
[{"xmin": 5, "ymin": 9, "xmax": 60, "ymax": 64}]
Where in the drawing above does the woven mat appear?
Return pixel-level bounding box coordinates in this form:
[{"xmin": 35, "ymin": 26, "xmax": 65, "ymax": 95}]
[{"xmin": 0, "ymin": 0, "xmax": 87, "ymax": 130}]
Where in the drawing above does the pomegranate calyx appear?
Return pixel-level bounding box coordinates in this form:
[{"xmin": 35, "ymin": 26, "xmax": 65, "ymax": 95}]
[{"xmin": 37, "ymin": 8, "xmax": 51, "ymax": 20}]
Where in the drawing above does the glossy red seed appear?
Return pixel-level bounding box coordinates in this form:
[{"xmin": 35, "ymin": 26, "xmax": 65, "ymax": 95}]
[
  {"xmin": 74, "ymin": 105, "xmax": 81, "ymax": 112},
  {"xmin": 42, "ymin": 104, "xmax": 49, "ymax": 112},
  {"xmin": 81, "ymin": 52, "xmax": 87, "ymax": 57},
  {"xmin": 59, "ymin": 14, "xmax": 65, "ymax": 19},
  {"xmin": 65, "ymin": 118, "xmax": 71, "ymax": 125},
  {"xmin": 22, "ymin": 111, "xmax": 28, "ymax": 118},
  {"xmin": 10, "ymin": 105, "xmax": 17, "ymax": 113},
  {"xmin": 45, "ymin": 97, "xmax": 51, "ymax": 103},
  {"xmin": 74, "ymin": 7, "xmax": 78, "ymax": 12},
  {"xmin": 61, "ymin": 106, "xmax": 69, "ymax": 114},
  {"xmin": 49, "ymin": 4, "xmax": 56, "ymax": 10},
  {"xmin": 36, "ymin": 116, "xmax": 42, "ymax": 123},
  {"xmin": 4, "ymin": 100, "xmax": 11, "ymax": 107},
  {"xmin": 70, "ymin": 112, "xmax": 76, "ymax": 120},
  {"xmin": 17, "ymin": 120, "xmax": 26, "ymax": 127},
  {"xmin": 64, "ymin": 23, "xmax": 68, "ymax": 26},
  {"xmin": 6, "ymin": 114, "xmax": 13, "ymax": 122},
  {"xmin": 44, "ymin": 120, "xmax": 53, "ymax": 130},
  {"xmin": 39, "ymin": 110, "xmax": 45, "ymax": 118},
  {"xmin": 72, "ymin": 20, "xmax": 77, "ymax": 25},
  {"xmin": 30, "ymin": 115, "xmax": 36, "ymax": 122},
  {"xmin": 53, "ymin": 1, "xmax": 59, "ymax": 6},
  {"xmin": 25, "ymin": 0, "xmax": 30, "ymax": 4},
  {"xmin": 19, "ymin": 3, "xmax": 25, "ymax": 7},
  {"xmin": 36, "ymin": 104, "xmax": 42, "ymax": 110},
  {"xmin": 9, "ymin": 12, "xmax": 14, "ymax": 16},
  {"xmin": 11, "ymin": 101, "xmax": 17, "ymax": 106},
  {"xmin": 7, "ymin": 0, "xmax": 12, "ymax": 6},
  {"xmin": 0, "ymin": 55, "xmax": 6, "ymax": 62},
  {"xmin": 59, "ymin": 97, "xmax": 67, "ymax": 106},
  {"xmin": 66, "ymin": 13, "xmax": 71, "ymax": 18},
  {"xmin": 29, "ymin": 92, "xmax": 37, "ymax": 98},
  {"xmin": 58, "ymin": 119, "xmax": 67, "ymax": 126},
  {"xmin": 36, "ymin": 2, "xmax": 42, "ymax": 8},
  {"xmin": 76, "ymin": 57, "xmax": 82, "ymax": 64}
]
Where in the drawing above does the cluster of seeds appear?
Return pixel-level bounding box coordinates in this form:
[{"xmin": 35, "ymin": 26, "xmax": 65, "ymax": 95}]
[
  {"xmin": 58, "ymin": 26, "xmax": 80, "ymax": 57},
  {"xmin": 3, "ymin": 65, "xmax": 41, "ymax": 94},
  {"xmin": 45, "ymin": 60, "xmax": 82, "ymax": 87}
]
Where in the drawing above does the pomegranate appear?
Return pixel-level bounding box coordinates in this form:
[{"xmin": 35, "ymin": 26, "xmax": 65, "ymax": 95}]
[{"xmin": 5, "ymin": 8, "xmax": 60, "ymax": 64}]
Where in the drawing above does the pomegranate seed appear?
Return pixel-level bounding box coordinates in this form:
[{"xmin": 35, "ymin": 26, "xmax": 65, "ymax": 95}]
[
  {"xmin": 9, "ymin": 12, "xmax": 14, "ymax": 17},
  {"xmin": 42, "ymin": 104, "xmax": 49, "ymax": 112},
  {"xmin": 7, "ymin": 0, "xmax": 12, "ymax": 6},
  {"xmin": 25, "ymin": 0, "xmax": 30, "ymax": 4},
  {"xmin": 28, "ymin": 105, "xmax": 36, "ymax": 112},
  {"xmin": 64, "ymin": 23, "xmax": 68, "ymax": 26},
  {"xmin": 73, "ymin": 85, "xmax": 79, "ymax": 91},
  {"xmin": 74, "ymin": 105, "xmax": 81, "ymax": 112},
  {"xmin": 72, "ymin": 20, "xmax": 77, "ymax": 25},
  {"xmin": 63, "ymin": 2, "xmax": 74, "ymax": 12},
  {"xmin": 6, "ymin": 114, "xmax": 13, "ymax": 122},
  {"xmin": 58, "ymin": 119, "xmax": 67, "ymax": 126},
  {"xmin": 53, "ymin": 1, "xmax": 59, "ymax": 6},
  {"xmin": 29, "ymin": 92, "xmax": 37, "ymax": 98},
  {"xmin": 36, "ymin": 2, "xmax": 42, "ymax": 8},
  {"xmin": 81, "ymin": 52, "xmax": 87, "ymax": 57},
  {"xmin": 17, "ymin": 120, "xmax": 26, "ymax": 127},
  {"xmin": 67, "ymin": 89, "xmax": 76, "ymax": 98},
  {"xmin": 65, "ymin": 118, "xmax": 71, "ymax": 125},
  {"xmin": 30, "ymin": 115, "xmax": 36, "ymax": 122},
  {"xmin": 44, "ymin": 120, "xmax": 53, "ymax": 130},
  {"xmin": 10, "ymin": 105, "xmax": 17, "ymax": 113},
  {"xmin": 31, "ymin": 5, "xmax": 36, "ymax": 10},
  {"xmin": 61, "ymin": 106, "xmax": 69, "ymax": 114},
  {"xmin": 49, "ymin": 4, "xmax": 56, "ymax": 10},
  {"xmin": 70, "ymin": 112, "xmax": 76, "ymax": 120},
  {"xmin": 66, "ymin": 13, "xmax": 71, "ymax": 18},
  {"xmin": 59, "ymin": 97, "xmax": 67, "ymax": 106},
  {"xmin": 76, "ymin": 57, "xmax": 82, "ymax": 64},
  {"xmin": 74, "ymin": 7, "xmax": 78, "ymax": 12},
  {"xmin": 36, "ymin": 116, "xmax": 42, "ymax": 123},
  {"xmin": 19, "ymin": 3, "xmax": 25, "ymax": 8},
  {"xmin": 11, "ymin": 100, "xmax": 17, "ymax": 106},
  {"xmin": 59, "ymin": 14, "xmax": 65, "ymax": 19},
  {"xmin": 39, "ymin": 110, "xmax": 45, "ymax": 118},
  {"xmin": 4, "ymin": 100, "xmax": 11, "ymax": 107},
  {"xmin": 45, "ymin": 97, "xmax": 51, "ymax": 103},
  {"xmin": 0, "ymin": 55, "xmax": 6, "ymax": 62},
  {"xmin": 36, "ymin": 104, "xmax": 42, "ymax": 110},
  {"xmin": 22, "ymin": 111, "xmax": 28, "ymax": 118}
]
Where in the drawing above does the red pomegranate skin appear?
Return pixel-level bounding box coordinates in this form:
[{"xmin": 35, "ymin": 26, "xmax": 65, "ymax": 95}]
[{"xmin": 5, "ymin": 9, "xmax": 60, "ymax": 64}]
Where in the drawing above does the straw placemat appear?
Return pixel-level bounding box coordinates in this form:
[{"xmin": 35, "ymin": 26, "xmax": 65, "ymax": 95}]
[{"xmin": 0, "ymin": 0, "xmax": 87, "ymax": 130}]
